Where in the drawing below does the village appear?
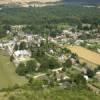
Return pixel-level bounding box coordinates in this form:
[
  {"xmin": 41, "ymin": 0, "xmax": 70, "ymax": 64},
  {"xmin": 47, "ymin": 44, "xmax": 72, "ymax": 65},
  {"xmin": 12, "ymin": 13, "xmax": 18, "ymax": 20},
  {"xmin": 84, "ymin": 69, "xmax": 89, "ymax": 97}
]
[{"xmin": 0, "ymin": 24, "xmax": 100, "ymax": 94}]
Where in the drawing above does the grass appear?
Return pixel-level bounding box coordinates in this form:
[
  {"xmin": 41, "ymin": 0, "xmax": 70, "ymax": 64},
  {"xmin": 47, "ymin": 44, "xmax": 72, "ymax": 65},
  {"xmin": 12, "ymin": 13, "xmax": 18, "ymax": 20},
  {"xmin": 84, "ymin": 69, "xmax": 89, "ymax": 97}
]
[
  {"xmin": 0, "ymin": 50, "xmax": 27, "ymax": 89},
  {"xmin": 92, "ymin": 82, "xmax": 100, "ymax": 89},
  {"xmin": 0, "ymin": 87, "xmax": 100, "ymax": 100}
]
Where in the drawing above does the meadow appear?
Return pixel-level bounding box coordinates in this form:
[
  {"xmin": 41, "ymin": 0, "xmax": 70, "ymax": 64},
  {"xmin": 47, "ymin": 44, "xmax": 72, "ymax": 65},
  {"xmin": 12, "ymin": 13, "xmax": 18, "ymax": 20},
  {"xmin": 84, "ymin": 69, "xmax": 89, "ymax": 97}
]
[
  {"xmin": 0, "ymin": 87, "xmax": 100, "ymax": 100},
  {"xmin": 0, "ymin": 50, "xmax": 27, "ymax": 89}
]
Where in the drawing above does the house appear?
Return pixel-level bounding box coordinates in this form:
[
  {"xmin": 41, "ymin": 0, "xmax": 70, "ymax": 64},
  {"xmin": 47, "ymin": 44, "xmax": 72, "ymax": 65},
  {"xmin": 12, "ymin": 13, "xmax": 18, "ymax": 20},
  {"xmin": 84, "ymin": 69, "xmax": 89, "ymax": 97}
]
[
  {"xmin": 0, "ymin": 43, "xmax": 3, "ymax": 48},
  {"xmin": 49, "ymin": 49, "xmax": 54, "ymax": 54},
  {"xmin": 97, "ymin": 49, "xmax": 100, "ymax": 53},
  {"xmin": 13, "ymin": 50, "xmax": 31, "ymax": 66},
  {"xmin": 82, "ymin": 24, "xmax": 91, "ymax": 28},
  {"xmin": 63, "ymin": 30, "xmax": 73, "ymax": 35},
  {"xmin": 11, "ymin": 25, "xmax": 26, "ymax": 34},
  {"xmin": 95, "ymin": 71, "xmax": 100, "ymax": 80},
  {"xmin": 84, "ymin": 75, "xmax": 89, "ymax": 81},
  {"xmin": 27, "ymin": 35, "xmax": 33, "ymax": 41},
  {"xmin": 75, "ymin": 40, "xmax": 84, "ymax": 45},
  {"xmin": 70, "ymin": 58, "xmax": 76, "ymax": 64},
  {"xmin": 56, "ymin": 71, "xmax": 69, "ymax": 82},
  {"xmin": 14, "ymin": 50, "xmax": 31, "ymax": 58},
  {"xmin": 58, "ymin": 55, "xmax": 67, "ymax": 63}
]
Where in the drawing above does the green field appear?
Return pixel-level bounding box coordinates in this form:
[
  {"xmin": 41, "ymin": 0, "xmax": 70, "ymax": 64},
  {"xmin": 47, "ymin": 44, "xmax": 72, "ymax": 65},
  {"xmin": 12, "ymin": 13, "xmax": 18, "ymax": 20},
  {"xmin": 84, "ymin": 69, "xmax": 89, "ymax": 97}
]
[{"xmin": 0, "ymin": 50, "xmax": 27, "ymax": 89}]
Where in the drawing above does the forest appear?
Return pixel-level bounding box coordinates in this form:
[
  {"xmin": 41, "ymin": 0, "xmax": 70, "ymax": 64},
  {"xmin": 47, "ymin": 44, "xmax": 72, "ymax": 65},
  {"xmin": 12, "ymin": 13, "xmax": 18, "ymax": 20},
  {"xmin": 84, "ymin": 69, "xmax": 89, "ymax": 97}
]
[{"xmin": 0, "ymin": 4, "xmax": 100, "ymax": 36}]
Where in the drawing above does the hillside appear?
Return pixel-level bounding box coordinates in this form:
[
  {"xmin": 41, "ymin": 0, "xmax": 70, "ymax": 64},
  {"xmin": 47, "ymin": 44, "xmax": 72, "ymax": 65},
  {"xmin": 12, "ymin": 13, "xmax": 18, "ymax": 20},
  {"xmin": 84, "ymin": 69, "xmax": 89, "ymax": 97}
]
[{"xmin": 0, "ymin": 87, "xmax": 100, "ymax": 100}]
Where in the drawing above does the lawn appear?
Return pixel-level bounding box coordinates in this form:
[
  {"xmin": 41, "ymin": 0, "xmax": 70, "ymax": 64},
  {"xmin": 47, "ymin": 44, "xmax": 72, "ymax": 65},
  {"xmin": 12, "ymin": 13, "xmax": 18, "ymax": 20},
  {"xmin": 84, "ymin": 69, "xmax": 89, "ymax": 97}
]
[{"xmin": 0, "ymin": 50, "xmax": 27, "ymax": 89}]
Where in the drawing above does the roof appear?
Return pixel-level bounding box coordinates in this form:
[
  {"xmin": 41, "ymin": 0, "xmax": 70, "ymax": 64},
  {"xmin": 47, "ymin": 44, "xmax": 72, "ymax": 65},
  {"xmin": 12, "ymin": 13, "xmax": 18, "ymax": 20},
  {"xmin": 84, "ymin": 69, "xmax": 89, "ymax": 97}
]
[{"xmin": 14, "ymin": 50, "xmax": 30, "ymax": 57}]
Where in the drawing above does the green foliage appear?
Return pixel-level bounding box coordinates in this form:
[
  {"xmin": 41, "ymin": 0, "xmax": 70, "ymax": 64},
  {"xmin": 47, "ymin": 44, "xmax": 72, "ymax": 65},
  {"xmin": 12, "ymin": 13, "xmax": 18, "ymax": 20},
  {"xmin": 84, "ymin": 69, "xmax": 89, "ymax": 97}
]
[
  {"xmin": 14, "ymin": 44, "xmax": 19, "ymax": 51},
  {"xmin": 29, "ymin": 79, "xmax": 43, "ymax": 90},
  {"xmin": 62, "ymin": 48, "xmax": 71, "ymax": 54},
  {"xmin": 40, "ymin": 57, "xmax": 60, "ymax": 70},
  {"xmin": 0, "ymin": 25, "xmax": 7, "ymax": 38},
  {"xmin": 7, "ymin": 87, "xmax": 100, "ymax": 100},
  {"xmin": 0, "ymin": 5, "xmax": 100, "ymax": 36},
  {"xmin": 73, "ymin": 73, "xmax": 87, "ymax": 88},
  {"xmin": 26, "ymin": 60, "xmax": 37, "ymax": 73},
  {"xmin": 95, "ymin": 65, "xmax": 100, "ymax": 72},
  {"xmin": 16, "ymin": 63, "xmax": 26, "ymax": 76},
  {"xmin": 86, "ymin": 68, "xmax": 95, "ymax": 78},
  {"xmin": 16, "ymin": 60, "xmax": 38, "ymax": 76},
  {"xmin": 19, "ymin": 42, "xmax": 27, "ymax": 50},
  {"xmin": 10, "ymin": 55, "xmax": 14, "ymax": 62},
  {"xmin": 63, "ymin": 59, "xmax": 72, "ymax": 68}
]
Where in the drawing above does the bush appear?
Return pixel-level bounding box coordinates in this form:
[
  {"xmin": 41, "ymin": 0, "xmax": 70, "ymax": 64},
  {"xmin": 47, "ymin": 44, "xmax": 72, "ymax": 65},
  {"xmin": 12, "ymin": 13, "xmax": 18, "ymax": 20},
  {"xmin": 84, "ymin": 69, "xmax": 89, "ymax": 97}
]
[
  {"xmin": 16, "ymin": 63, "xmax": 27, "ymax": 76},
  {"xmin": 73, "ymin": 74, "xmax": 86, "ymax": 88},
  {"xmin": 26, "ymin": 60, "xmax": 38, "ymax": 73},
  {"xmin": 63, "ymin": 59, "xmax": 72, "ymax": 68}
]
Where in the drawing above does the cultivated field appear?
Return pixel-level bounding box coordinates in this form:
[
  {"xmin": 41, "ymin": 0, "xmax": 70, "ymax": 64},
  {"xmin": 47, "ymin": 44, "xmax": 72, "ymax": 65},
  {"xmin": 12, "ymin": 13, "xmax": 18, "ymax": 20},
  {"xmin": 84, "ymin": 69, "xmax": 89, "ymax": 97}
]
[
  {"xmin": 0, "ymin": 50, "xmax": 27, "ymax": 89},
  {"xmin": 66, "ymin": 45, "xmax": 100, "ymax": 66}
]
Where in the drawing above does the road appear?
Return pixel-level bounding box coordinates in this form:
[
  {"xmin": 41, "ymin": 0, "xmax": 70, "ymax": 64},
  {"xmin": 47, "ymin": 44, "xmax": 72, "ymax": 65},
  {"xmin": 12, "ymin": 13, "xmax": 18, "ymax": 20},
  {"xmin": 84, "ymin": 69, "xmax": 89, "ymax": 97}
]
[{"xmin": 33, "ymin": 67, "xmax": 69, "ymax": 79}]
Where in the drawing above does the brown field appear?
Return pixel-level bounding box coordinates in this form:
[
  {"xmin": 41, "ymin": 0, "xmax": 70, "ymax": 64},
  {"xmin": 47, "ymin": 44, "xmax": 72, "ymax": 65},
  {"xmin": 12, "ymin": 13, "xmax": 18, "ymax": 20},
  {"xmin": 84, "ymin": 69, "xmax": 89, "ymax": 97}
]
[{"xmin": 66, "ymin": 45, "xmax": 100, "ymax": 66}]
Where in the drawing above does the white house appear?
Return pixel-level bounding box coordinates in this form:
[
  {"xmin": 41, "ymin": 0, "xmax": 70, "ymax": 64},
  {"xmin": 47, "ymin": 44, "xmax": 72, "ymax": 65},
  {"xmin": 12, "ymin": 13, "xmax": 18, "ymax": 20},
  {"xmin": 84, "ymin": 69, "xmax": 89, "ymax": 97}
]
[
  {"xmin": 49, "ymin": 49, "xmax": 54, "ymax": 54},
  {"xmin": 14, "ymin": 50, "xmax": 31, "ymax": 58},
  {"xmin": 84, "ymin": 75, "xmax": 89, "ymax": 81},
  {"xmin": 75, "ymin": 40, "xmax": 84, "ymax": 45},
  {"xmin": 96, "ymin": 71, "xmax": 100, "ymax": 80},
  {"xmin": 58, "ymin": 55, "xmax": 67, "ymax": 62},
  {"xmin": 0, "ymin": 43, "xmax": 3, "ymax": 48},
  {"xmin": 97, "ymin": 49, "xmax": 100, "ymax": 53}
]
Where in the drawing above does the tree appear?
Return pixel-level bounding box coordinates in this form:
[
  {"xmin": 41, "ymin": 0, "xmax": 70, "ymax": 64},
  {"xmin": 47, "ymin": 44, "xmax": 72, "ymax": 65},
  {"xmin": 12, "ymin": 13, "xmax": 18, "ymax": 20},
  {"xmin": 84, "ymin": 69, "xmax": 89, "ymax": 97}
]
[
  {"xmin": 81, "ymin": 62, "xmax": 87, "ymax": 67},
  {"xmin": 14, "ymin": 43, "xmax": 19, "ymax": 51},
  {"xmin": 73, "ymin": 73, "xmax": 86, "ymax": 88},
  {"xmin": 71, "ymin": 28, "xmax": 76, "ymax": 33},
  {"xmin": 48, "ymin": 57, "xmax": 60, "ymax": 69},
  {"xmin": 3, "ymin": 24, "xmax": 11, "ymax": 31},
  {"xmin": 40, "ymin": 57, "xmax": 60, "ymax": 70},
  {"xmin": 95, "ymin": 65, "xmax": 100, "ymax": 72},
  {"xmin": 0, "ymin": 25, "xmax": 7, "ymax": 38},
  {"xmin": 86, "ymin": 68, "xmax": 94, "ymax": 78},
  {"xmin": 10, "ymin": 55, "xmax": 14, "ymax": 62},
  {"xmin": 71, "ymin": 53, "xmax": 78, "ymax": 59},
  {"xmin": 0, "ymin": 25, "xmax": 6, "ymax": 34},
  {"xmin": 19, "ymin": 42, "xmax": 27, "ymax": 50},
  {"xmin": 16, "ymin": 63, "xmax": 26, "ymax": 76},
  {"xmin": 26, "ymin": 60, "xmax": 37, "ymax": 73},
  {"xmin": 63, "ymin": 59, "xmax": 72, "ymax": 68},
  {"xmin": 62, "ymin": 48, "xmax": 71, "ymax": 54}
]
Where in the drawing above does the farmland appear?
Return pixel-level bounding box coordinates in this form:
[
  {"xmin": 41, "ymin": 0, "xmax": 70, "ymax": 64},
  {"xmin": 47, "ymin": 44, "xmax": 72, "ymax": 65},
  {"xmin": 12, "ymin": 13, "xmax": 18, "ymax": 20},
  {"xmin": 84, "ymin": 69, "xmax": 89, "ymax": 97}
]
[
  {"xmin": 66, "ymin": 45, "xmax": 100, "ymax": 66},
  {"xmin": 0, "ymin": 50, "xmax": 27, "ymax": 89}
]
